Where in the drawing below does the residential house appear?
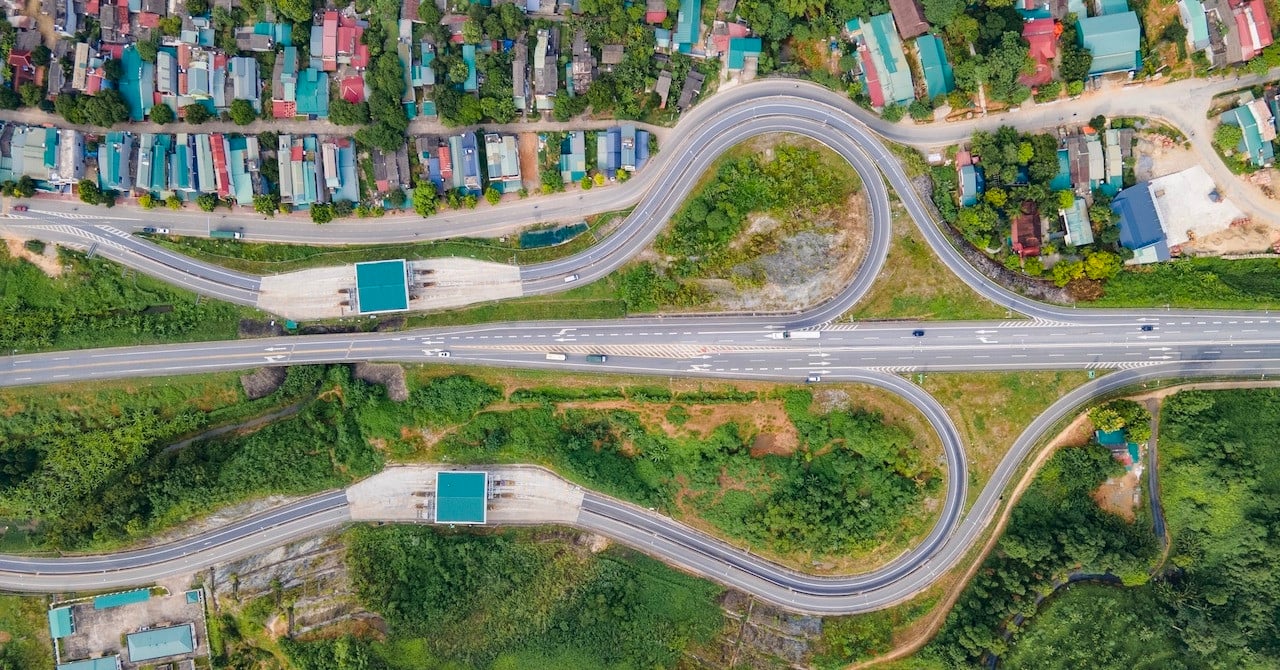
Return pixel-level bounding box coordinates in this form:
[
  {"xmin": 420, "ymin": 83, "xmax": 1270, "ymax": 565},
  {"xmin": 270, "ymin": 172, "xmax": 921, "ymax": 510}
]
[
  {"xmin": 596, "ymin": 127, "xmax": 619, "ymax": 178},
  {"xmin": 230, "ymin": 57, "xmax": 261, "ymax": 111},
  {"xmin": 210, "ymin": 133, "xmax": 231, "ymax": 198},
  {"xmin": 170, "ymin": 133, "xmax": 195, "ymax": 193},
  {"xmin": 847, "ymin": 15, "xmax": 916, "ymax": 107},
  {"xmin": 620, "ymin": 125, "xmax": 637, "ymax": 171},
  {"xmin": 1020, "ymin": 18, "xmax": 1058, "ymax": 87},
  {"xmin": 674, "ymin": 0, "xmax": 703, "ymax": 54},
  {"xmin": 1178, "ymin": 0, "xmax": 1211, "ymax": 53},
  {"xmin": 709, "ymin": 20, "xmax": 750, "ymax": 59},
  {"xmin": 1077, "ymin": 12, "xmax": 1142, "ymax": 75},
  {"xmin": 437, "ymin": 141, "xmax": 454, "ymax": 191},
  {"xmin": 98, "ymin": 0, "xmax": 128, "ymax": 44},
  {"xmin": 134, "ymin": 133, "xmax": 170, "ymax": 195},
  {"xmin": 655, "ymin": 28, "xmax": 672, "ymax": 51},
  {"xmin": 370, "ymin": 145, "xmax": 411, "ymax": 194},
  {"xmin": 888, "ymin": 0, "xmax": 929, "ymax": 39},
  {"xmin": 569, "ymin": 30, "xmax": 595, "ymax": 95},
  {"xmin": 98, "ymin": 130, "xmax": 133, "ymax": 191},
  {"xmin": 655, "ymin": 70, "xmax": 673, "ymax": 108},
  {"xmin": 1112, "ymin": 182, "xmax": 1171, "ymax": 263},
  {"xmin": 956, "ymin": 150, "xmax": 985, "ymax": 206},
  {"xmin": 462, "ymin": 44, "xmax": 478, "ymax": 93},
  {"xmin": 726, "ymin": 37, "xmax": 761, "ymax": 76},
  {"xmin": 272, "ymin": 46, "xmax": 299, "ymax": 118},
  {"xmin": 645, "ymin": 0, "xmax": 667, "ymax": 23},
  {"xmin": 235, "ymin": 27, "xmax": 274, "ymax": 52},
  {"xmin": 559, "ymin": 131, "xmax": 586, "ymax": 182},
  {"xmin": 227, "ymin": 134, "xmax": 260, "ymax": 206},
  {"xmin": 1010, "ymin": 200, "xmax": 1042, "ymax": 257},
  {"xmin": 601, "ymin": 44, "xmax": 624, "ymax": 72},
  {"xmin": 677, "ymin": 69, "xmax": 704, "ymax": 110},
  {"xmin": 483, "ymin": 133, "xmax": 521, "ymax": 192},
  {"xmin": 1085, "ymin": 131, "xmax": 1105, "ymax": 189},
  {"xmin": 533, "ymin": 29, "xmax": 558, "ymax": 111},
  {"xmin": 448, "ymin": 133, "xmax": 483, "ymax": 195},
  {"xmin": 513, "ymin": 36, "xmax": 530, "ymax": 114},
  {"xmin": 277, "ymin": 134, "xmax": 323, "ymax": 207},
  {"xmin": 194, "ymin": 133, "xmax": 216, "ymax": 193},
  {"xmin": 916, "ymin": 34, "xmax": 954, "ymax": 99},
  {"xmin": 120, "ymin": 45, "xmax": 154, "ymax": 121},
  {"xmin": 1221, "ymin": 100, "xmax": 1276, "ymax": 167},
  {"xmin": 295, "ymin": 67, "xmax": 330, "ymax": 118},
  {"xmin": 52, "ymin": 129, "xmax": 83, "ymax": 186},
  {"xmin": 6, "ymin": 50, "xmax": 33, "ymax": 88},
  {"xmin": 1103, "ymin": 128, "xmax": 1124, "ymax": 193},
  {"xmin": 1060, "ymin": 196, "xmax": 1093, "ymax": 246},
  {"xmin": 156, "ymin": 49, "xmax": 178, "ymax": 95}
]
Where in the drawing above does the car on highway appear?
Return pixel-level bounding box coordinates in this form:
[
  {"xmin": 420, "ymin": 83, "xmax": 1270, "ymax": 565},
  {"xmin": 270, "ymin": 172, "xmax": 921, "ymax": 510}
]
[
  {"xmin": 437, "ymin": 351, "xmax": 451, "ymax": 357},
  {"xmin": 1141, "ymin": 325, "xmax": 1154, "ymax": 332},
  {"xmin": 11, "ymin": 205, "xmax": 27, "ymax": 212},
  {"xmin": 806, "ymin": 374, "xmax": 822, "ymax": 383},
  {"xmin": 142, "ymin": 227, "xmax": 170, "ymax": 234},
  {"xmin": 586, "ymin": 354, "xmax": 608, "ymax": 363},
  {"xmin": 912, "ymin": 329, "xmax": 925, "ymax": 337},
  {"xmin": 564, "ymin": 274, "xmax": 580, "ymax": 283}
]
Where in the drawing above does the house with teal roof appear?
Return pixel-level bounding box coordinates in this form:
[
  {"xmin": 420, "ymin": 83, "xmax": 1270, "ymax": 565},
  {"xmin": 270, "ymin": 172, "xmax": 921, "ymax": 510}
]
[
  {"xmin": 726, "ymin": 37, "xmax": 762, "ymax": 71},
  {"xmin": 295, "ymin": 67, "xmax": 330, "ymax": 117},
  {"xmin": 119, "ymin": 45, "xmax": 154, "ymax": 121},
  {"xmin": 1221, "ymin": 101, "xmax": 1276, "ymax": 167},
  {"xmin": 915, "ymin": 34, "xmax": 954, "ymax": 100},
  {"xmin": 98, "ymin": 131, "xmax": 133, "ymax": 191},
  {"xmin": 846, "ymin": 15, "xmax": 916, "ymax": 107},
  {"xmin": 674, "ymin": 0, "xmax": 702, "ymax": 53},
  {"xmin": 1178, "ymin": 0, "xmax": 1210, "ymax": 51},
  {"xmin": 126, "ymin": 624, "xmax": 196, "ymax": 663},
  {"xmin": 1077, "ymin": 12, "xmax": 1142, "ymax": 76},
  {"xmin": 462, "ymin": 44, "xmax": 478, "ymax": 92},
  {"xmin": 134, "ymin": 133, "xmax": 171, "ymax": 194},
  {"xmin": 559, "ymin": 131, "xmax": 586, "ymax": 182},
  {"xmin": 1060, "ymin": 196, "xmax": 1093, "ymax": 246}
]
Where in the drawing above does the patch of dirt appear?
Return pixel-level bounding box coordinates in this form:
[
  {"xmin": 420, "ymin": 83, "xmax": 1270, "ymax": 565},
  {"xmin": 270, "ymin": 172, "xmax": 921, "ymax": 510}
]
[
  {"xmin": 550, "ymin": 399, "xmax": 800, "ymax": 455},
  {"xmin": 265, "ymin": 613, "xmax": 290, "ymax": 639},
  {"xmin": 1092, "ymin": 472, "xmax": 1140, "ymax": 522},
  {"xmin": 353, "ymin": 362, "xmax": 408, "ymax": 402},
  {"xmin": 0, "ymin": 630, "xmax": 12, "ymax": 644},
  {"xmin": 577, "ymin": 533, "xmax": 610, "ymax": 553},
  {"xmin": 1182, "ymin": 220, "xmax": 1280, "ymax": 255},
  {"xmin": 3, "ymin": 235, "xmax": 63, "ymax": 277},
  {"xmin": 238, "ymin": 319, "xmax": 287, "ymax": 338},
  {"xmin": 240, "ymin": 367, "xmax": 287, "ymax": 400},
  {"xmin": 518, "ymin": 132, "xmax": 540, "ymax": 192},
  {"xmin": 1135, "ymin": 133, "xmax": 1198, "ymax": 181}
]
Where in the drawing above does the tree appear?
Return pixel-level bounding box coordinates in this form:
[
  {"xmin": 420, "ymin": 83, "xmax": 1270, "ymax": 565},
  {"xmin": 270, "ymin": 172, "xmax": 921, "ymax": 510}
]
[
  {"xmin": 329, "ymin": 99, "xmax": 370, "ymax": 125},
  {"xmin": 254, "ymin": 194, "xmax": 279, "ymax": 216},
  {"xmin": 448, "ymin": 60, "xmax": 471, "ymax": 85},
  {"xmin": 481, "ymin": 96, "xmax": 515, "ymax": 123},
  {"xmin": 183, "ymin": 103, "xmax": 212, "ymax": 124},
  {"xmin": 165, "ymin": 194, "xmax": 183, "ymax": 210},
  {"xmin": 1215, "ymin": 123, "xmax": 1244, "ymax": 153},
  {"xmin": 1051, "ymin": 259, "xmax": 1085, "ymax": 287},
  {"xmin": 137, "ymin": 40, "xmax": 158, "ymax": 63},
  {"xmin": 881, "ymin": 102, "xmax": 905, "ymax": 122},
  {"xmin": 150, "ymin": 102, "xmax": 175, "ymax": 124},
  {"xmin": 484, "ymin": 187, "xmax": 501, "ymax": 205},
  {"xmin": 78, "ymin": 179, "xmax": 104, "ymax": 205},
  {"xmin": 14, "ymin": 176, "xmax": 35, "ymax": 199},
  {"xmin": 462, "ymin": 19, "xmax": 482, "ymax": 43},
  {"xmin": 18, "ymin": 83, "xmax": 43, "ymax": 108},
  {"xmin": 157, "ymin": 15, "xmax": 182, "ymax": 36},
  {"xmin": 186, "ymin": 0, "xmax": 209, "ymax": 14},
  {"xmin": 1059, "ymin": 42, "xmax": 1093, "ymax": 84},
  {"xmin": 1082, "ymin": 250, "xmax": 1121, "ymax": 281},
  {"xmin": 102, "ymin": 58, "xmax": 123, "ymax": 82},
  {"xmin": 30, "ymin": 45, "xmax": 50, "ymax": 67},
  {"xmin": 275, "ymin": 0, "xmax": 314, "ymax": 23},
  {"xmin": 228, "ymin": 99, "xmax": 257, "ymax": 125},
  {"xmin": 310, "ymin": 203, "xmax": 333, "ymax": 223},
  {"xmin": 923, "ymin": 0, "xmax": 967, "ymax": 27},
  {"xmin": 1089, "ymin": 115, "xmax": 1107, "ymax": 132},
  {"xmin": 412, "ymin": 183, "xmax": 438, "ymax": 217},
  {"xmin": 0, "ymin": 87, "xmax": 18, "ymax": 111},
  {"xmin": 196, "ymin": 193, "xmax": 218, "ymax": 212}
]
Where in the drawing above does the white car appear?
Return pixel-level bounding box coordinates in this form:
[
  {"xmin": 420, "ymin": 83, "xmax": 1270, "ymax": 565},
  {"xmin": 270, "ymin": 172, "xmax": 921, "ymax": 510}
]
[
  {"xmin": 437, "ymin": 351, "xmax": 451, "ymax": 358},
  {"xmin": 563, "ymin": 274, "xmax": 580, "ymax": 283}
]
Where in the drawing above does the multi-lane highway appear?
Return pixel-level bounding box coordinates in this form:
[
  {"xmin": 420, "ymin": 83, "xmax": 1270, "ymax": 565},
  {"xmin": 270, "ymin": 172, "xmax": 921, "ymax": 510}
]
[{"xmin": 2, "ymin": 79, "xmax": 1279, "ymax": 615}]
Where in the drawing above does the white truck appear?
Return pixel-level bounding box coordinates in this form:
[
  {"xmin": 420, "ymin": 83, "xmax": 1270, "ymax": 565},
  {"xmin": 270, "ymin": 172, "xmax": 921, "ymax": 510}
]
[
  {"xmin": 545, "ymin": 353, "xmax": 568, "ymax": 361},
  {"xmin": 768, "ymin": 330, "xmax": 821, "ymax": 340}
]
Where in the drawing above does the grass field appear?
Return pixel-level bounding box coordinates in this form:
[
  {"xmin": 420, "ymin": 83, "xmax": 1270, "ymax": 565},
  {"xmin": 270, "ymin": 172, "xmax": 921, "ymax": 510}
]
[
  {"xmin": 153, "ymin": 209, "xmax": 632, "ymax": 275},
  {"xmin": 1093, "ymin": 257, "xmax": 1280, "ymax": 309},
  {"xmin": 404, "ymin": 274, "xmax": 627, "ymax": 328},
  {"xmin": 846, "ymin": 204, "xmax": 1009, "ymax": 321}
]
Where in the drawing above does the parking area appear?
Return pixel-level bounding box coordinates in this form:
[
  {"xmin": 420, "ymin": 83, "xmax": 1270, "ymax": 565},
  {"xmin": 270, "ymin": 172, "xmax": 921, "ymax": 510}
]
[
  {"xmin": 346, "ymin": 465, "xmax": 585, "ymax": 525},
  {"xmin": 53, "ymin": 586, "xmax": 208, "ymax": 669}
]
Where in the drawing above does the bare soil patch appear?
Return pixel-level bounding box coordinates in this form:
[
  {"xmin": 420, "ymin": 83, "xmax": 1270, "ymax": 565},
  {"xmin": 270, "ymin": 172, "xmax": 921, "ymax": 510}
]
[
  {"xmin": 1093, "ymin": 472, "xmax": 1140, "ymax": 522},
  {"xmin": 518, "ymin": 132, "xmax": 540, "ymax": 192},
  {"xmin": 240, "ymin": 367, "xmax": 287, "ymax": 400},
  {"xmin": 3, "ymin": 235, "xmax": 63, "ymax": 277},
  {"xmin": 353, "ymin": 362, "xmax": 408, "ymax": 402},
  {"xmin": 1182, "ymin": 220, "xmax": 1280, "ymax": 255}
]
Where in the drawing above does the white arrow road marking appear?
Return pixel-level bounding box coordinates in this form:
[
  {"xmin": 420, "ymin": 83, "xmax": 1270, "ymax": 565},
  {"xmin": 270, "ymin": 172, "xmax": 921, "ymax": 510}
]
[
  {"xmin": 264, "ymin": 355, "xmax": 286, "ymax": 363},
  {"xmin": 264, "ymin": 346, "xmax": 288, "ymax": 352}
]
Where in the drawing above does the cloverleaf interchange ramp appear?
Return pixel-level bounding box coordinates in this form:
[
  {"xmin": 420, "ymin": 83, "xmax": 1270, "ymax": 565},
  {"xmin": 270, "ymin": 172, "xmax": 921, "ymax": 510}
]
[{"xmin": 2, "ymin": 80, "xmax": 1279, "ymax": 614}]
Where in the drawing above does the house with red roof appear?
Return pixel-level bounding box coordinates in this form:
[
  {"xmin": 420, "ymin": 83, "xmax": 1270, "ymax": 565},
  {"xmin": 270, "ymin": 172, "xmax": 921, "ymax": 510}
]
[
  {"xmin": 1231, "ymin": 0, "xmax": 1272, "ymax": 60},
  {"xmin": 210, "ymin": 133, "xmax": 231, "ymax": 198},
  {"xmin": 645, "ymin": 0, "xmax": 667, "ymax": 23},
  {"xmin": 888, "ymin": 0, "xmax": 929, "ymax": 39},
  {"xmin": 1019, "ymin": 18, "xmax": 1059, "ymax": 87},
  {"xmin": 322, "ymin": 11, "xmax": 339, "ymax": 71},
  {"xmin": 1011, "ymin": 200, "xmax": 1042, "ymax": 257},
  {"xmin": 7, "ymin": 50, "xmax": 34, "ymax": 88}
]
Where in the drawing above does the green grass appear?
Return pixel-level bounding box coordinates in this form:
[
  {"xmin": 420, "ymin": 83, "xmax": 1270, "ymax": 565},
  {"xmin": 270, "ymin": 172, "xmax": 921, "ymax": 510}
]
[
  {"xmin": 1000, "ymin": 583, "xmax": 1184, "ymax": 669},
  {"xmin": 1, "ymin": 247, "xmax": 264, "ymax": 352},
  {"xmin": 0, "ymin": 594, "xmax": 54, "ymax": 668},
  {"xmin": 151, "ymin": 209, "xmax": 631, "ymax": 275},
  {"xmin": 845, "ymin": 205, "xmax": 1009, "ymax": 321},
  {"xmin": 1092, "ymin": 257, "xmax": 1280, "ymax": 309},
  {"xmin": 404, "ymin": 275, "xmax": 627, "ymax": 327},
  {"xmin": 813, "ymin": 593, "xmax": 940, "ymax": 669}
]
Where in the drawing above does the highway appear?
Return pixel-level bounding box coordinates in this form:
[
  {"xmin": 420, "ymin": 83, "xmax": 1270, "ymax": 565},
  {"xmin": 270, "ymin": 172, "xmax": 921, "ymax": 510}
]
[{"xmin": 3, "ymin": 79, "xmax": 1280, "ymax": 614}]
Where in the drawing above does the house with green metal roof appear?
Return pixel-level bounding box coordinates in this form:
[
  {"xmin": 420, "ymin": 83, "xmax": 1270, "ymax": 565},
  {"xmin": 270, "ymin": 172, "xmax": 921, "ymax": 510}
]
[
  {"xmin": 846, "ymin": 14, "xmax": 916, "ymax": 107},
  {"xmin": 119, "ymin": 45, "xmax": 154, "ymax": 122},
  {"xmin": 98, "ymin": 131, "xmax": 133, "ymax": 191},
  {"xmin": 126, "ymin": 623, "xmax": 196, "ymax": 663},
  {"xmin": 295, "ymin": 67, "xmax": 330, "ymax": 118},
  {"xmin": 726, "ymin": 37, "xmax": 762, "ymax": 71},
  {"xmin": 1221, "ymin": 102, "xmax": 1276, "ymax": 167},
  {"xmin": 1060, "ymin": 196, "xmax": 1093, "ymax": 246},
  {"xmin": 57, "ymin": 657, "xmax": 120, "ymax": 670},
  {"xmin": 1178, "ymin": 0, "xmax": 1210, "ymax": 51},
  {"xmin": 673, "ymin": 0, "xmax": 702, "ymax": 53},
  {"xmin": 1098, "ymin": 0, "xmax": 1130, "ymax": 13},
  {"xmin": 484, "ymin": 133, "xmax": 521, "ymax": 192},
  {"xmin": 435, "ymin": 471, "xmax": 488, "ymax": 524},
  {"xmin": 915, "ymin": 34, "xmax": 954, "ymax": 100},
  {"xmin": 94, "ymin": 588, "xmax": 151, "ymax": 610},
  {"xmin": 48, "ymin": 606, "xmax": 74, "ymax": 639},
  {"xmin": 559, "ymin": 131, "xmax": 586, "ymax": 182},
  {"xmin": 1077, "ymin": 12, "xmax": 1142, "ymax": 76}
]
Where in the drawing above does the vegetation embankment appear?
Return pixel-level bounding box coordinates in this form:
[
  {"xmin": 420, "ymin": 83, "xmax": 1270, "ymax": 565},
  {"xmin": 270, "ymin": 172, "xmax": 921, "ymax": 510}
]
[
  {"xmin": 0, "ymin": 245, "xmax": 261, "ymax": 353},
  {"xmin": 619, "ymin": 140, "xmax": 864, "ymax": 313},
  {"xmin": 150, "ymin": 209, "xmax": 631, "ymax": 275},
  {"xmin": 0, "ymin": 594, "xmax": 53, "ymax": 669}
]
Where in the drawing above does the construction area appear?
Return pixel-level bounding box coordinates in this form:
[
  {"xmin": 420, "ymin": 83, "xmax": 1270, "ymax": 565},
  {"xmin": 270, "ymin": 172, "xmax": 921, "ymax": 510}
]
[
  {"xmin": 49, "ymin": 586, "xmax": 209, "ymax": 670},
  {"xmin": 345, "ymin": 465, "xmax": 585, "ymax": 526},
  {"xmin": 255, "ymin": 257, "xmax": 523, "ymax": 320}
]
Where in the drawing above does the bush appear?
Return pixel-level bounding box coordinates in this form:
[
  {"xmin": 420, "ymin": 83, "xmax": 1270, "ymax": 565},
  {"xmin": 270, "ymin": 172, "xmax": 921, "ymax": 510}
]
[{"xmin": 228, "ymin": 99, "xmax": 257, "ymax": 125}]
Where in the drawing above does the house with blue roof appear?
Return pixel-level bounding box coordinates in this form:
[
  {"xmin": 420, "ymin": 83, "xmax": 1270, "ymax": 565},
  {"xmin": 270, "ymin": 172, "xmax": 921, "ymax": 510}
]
[
  {"xmin": 846, "ymin": 15, "xmax": 916, "ymax": 107},
  {"xmin": 1112, "ymin": 183, "xmax": 1171, "ymax": 264},
  {"xmin": 1178, "ymin": 0, "xmax": 1211, "ymax": 52},
  {"xmin": 448, "ymin": 133, "xmax": 483, "ymax": 195},
  {"xmin": 674, "ymin": 0, "xmax": 702, "ymax": 53},
  {"xmin": 560, "ymin": 131, "xmax": 586, "ymax": 183},
  {"xmin": 1078, "ymin": 12, "xmax": 1142, "ymax": 76},
  {"xmin": 916, "ymin": 35, "xmax": 954, "ymax": 100}
]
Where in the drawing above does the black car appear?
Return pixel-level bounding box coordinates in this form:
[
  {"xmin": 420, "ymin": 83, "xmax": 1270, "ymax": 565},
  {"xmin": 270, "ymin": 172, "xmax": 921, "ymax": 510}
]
[
  {"xmin": 1140, "ymin": 325, "xmax": 1154, "ymax": 332},
  {"xmin": 912, "ymin": 330, "xmax": 925, "ymax": 337}
]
